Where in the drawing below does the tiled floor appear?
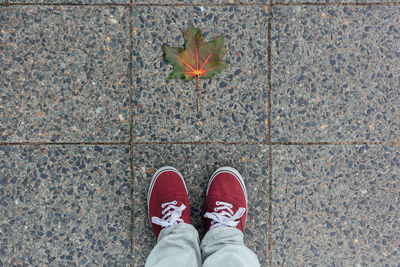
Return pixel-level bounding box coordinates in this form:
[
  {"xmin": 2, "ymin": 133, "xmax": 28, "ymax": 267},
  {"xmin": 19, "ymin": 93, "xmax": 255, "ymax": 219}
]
[{"xmin": 1, "ymin": 0, "xmax": 399, "ymax": 267}]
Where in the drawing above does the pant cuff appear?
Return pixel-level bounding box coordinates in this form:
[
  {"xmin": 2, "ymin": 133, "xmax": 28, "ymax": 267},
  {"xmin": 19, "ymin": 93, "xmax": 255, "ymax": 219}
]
[
  {"xmin": 157, "ymin": 222, "xmax": 199, "ymax": 243},
  {"xmin": 200, "ymin": 226, "xmax": 244, "ymax": 249}
]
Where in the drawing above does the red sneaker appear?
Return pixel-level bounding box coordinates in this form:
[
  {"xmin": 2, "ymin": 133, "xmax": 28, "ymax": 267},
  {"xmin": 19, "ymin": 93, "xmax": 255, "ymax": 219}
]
[
  {"xmin": 204, "ymin": 167, "xmax": 248, "ymax": 232},
  {"xmin": 147, "ymin": 166, "xmax": 191, "ymax": 239}
]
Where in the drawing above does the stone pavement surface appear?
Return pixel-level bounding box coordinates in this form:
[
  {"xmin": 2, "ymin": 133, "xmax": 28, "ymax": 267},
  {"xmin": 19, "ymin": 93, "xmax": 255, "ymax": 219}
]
[{"xmin": 0, "ymin": 1, "xmax": 399, "ymax": 267}]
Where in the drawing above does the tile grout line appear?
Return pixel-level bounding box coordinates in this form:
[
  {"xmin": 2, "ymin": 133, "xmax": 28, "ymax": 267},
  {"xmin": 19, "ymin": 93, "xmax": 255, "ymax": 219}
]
[
  {"xmin": 272, "ymin": 141, "xmax": 400, "ymax": 145},
  {"xmin": 1, "ymin": 2, "xmax": 400, "ymax": 7},
  {"xmin": 1, "ymin": 141, "xmax": 400, "ymax": 146},
  {"xmin": 273, "ymin": 1, "xmax": 400, "ymax": 6},
  {"xmin": 128, "ymin": 1, "xmax": 135, "ymax": 266},
  {"xmin": 267, "ymin": 147, "xmax": 273, "ymax": 267},
  {"xmin": 266, "ymin": 0, "xmax": 273, "ymax": 266},
  {"xmin": 0, "ymin": 142, "xmax": 130, "ymax": 145}
]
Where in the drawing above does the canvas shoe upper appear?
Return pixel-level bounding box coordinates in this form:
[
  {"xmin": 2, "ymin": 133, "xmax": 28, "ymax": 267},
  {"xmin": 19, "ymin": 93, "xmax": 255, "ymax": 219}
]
[
  {"xmin": 204, "ymin": 167, "xmax": 248, "ymax": 233},
  {"xmin": 147, "ymin": 166, "xmax": 191, "ymax": 239}
]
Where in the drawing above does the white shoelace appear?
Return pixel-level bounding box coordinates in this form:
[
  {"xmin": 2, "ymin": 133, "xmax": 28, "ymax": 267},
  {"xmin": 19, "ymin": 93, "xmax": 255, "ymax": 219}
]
[
  {"xmin": 151, "ymin": 200, "xmax": 186, "ymax": 228},
  {"xmin": 204, "ymin": 201, "xmax": 246, "ymax": 230}
]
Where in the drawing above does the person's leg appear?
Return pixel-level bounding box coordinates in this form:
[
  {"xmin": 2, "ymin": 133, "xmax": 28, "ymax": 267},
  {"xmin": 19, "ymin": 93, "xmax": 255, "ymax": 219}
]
[
  {"xmin": 200, "ymin": 226, "xmax": 259, "ymax": 267},
  {"xmin": 145, "ymin": 166, "xmax": 201, "ymax": 267},
  {"xmin": 201, "ymin": 167, "xmax": 260, "ymax": 267},
  {"xmin": 146, "ymin": 222, "xmax": 201, "ymax": 267}
]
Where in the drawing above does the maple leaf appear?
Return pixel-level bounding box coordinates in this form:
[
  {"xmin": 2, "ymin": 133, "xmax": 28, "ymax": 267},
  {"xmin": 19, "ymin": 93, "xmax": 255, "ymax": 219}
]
[{"xmin": 162, "ymin": 24, "xmax": 228, "ymax": 112}]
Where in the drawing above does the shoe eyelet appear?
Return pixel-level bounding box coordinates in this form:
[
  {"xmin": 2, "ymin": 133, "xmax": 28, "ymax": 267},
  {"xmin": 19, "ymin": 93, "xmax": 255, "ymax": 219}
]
[
  {"xmin": 172, "ymin": 201, "xmax": 177, "ymax": 205},
  {"xmin": 161, "ymin": 204, "xmax": 165, "ymax": 208},
  {"xmin": 162, "ymin": 210, "xmax": 165, "ymax": 215},
  {"xmin": 229, "ymin": 204, "xmax": 233, "ymax": 208},
  {"xmin": 214, "ymin": 208, "xmax": 218, "ymax": 211},
  {"xmin": 216, "ymin": 201, "xmax": 220, "ymax": 205}
]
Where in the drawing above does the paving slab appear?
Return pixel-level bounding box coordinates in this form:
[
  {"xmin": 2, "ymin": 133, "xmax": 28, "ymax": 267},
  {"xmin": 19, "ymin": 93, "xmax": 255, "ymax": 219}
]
[
  {"xmin": 132, "ymin": 144, "xmax": 269, "ymax": 266},
  {"xmin": 0, "ymin": 0, "xmax": 128, "ymax": 4},
  {"xmin": 271, "ymin": 6, "xmax": 400, "ymax": 142},
  {"xmin": 272, "ymin": 145, "xmax": 400, "ymax": 266},
  {"xmin": 0, "ymin": 0, "xmax": 264, "ymax": 3},
  {"xmin": 132, "ymin": 6, "xmax": 268, "ymax": 142},
  {"xmin": 0, "ymin": 145, "xmax": 131, "ymax": 266},
  {"xmin": 275, "ymin": 0, "xmax": 399, "ymax": 3},
  {"xmin": 132, "ymin": 0, "xmax": 231, "ymax": 3},
  {"xmin": 132, "ymin": 0, "xmax": 267, "ymax": 4},
  {"xmin": 0, "ymin": 6, "xmax": 130, "ymax": 142}
]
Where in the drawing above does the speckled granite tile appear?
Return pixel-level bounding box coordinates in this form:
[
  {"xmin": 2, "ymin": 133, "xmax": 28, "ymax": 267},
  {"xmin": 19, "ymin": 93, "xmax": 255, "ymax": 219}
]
[
  {"xmin": 0, "ymin": 7, "xmax": 130, "ymax": 142},
  {"xmin": 132, "ymin": 0, "xmax": 231, "ymax": 3},
  {"xmin": 132, "ymin": 144, "xmax": 269, "ymax": 266},
  {"xmin": 0, "ymin": 145, "xmax": 131, "ymax": 266},
  {"xmin": 132, "ymin": 0, "xmax": 268, "ymax": 3},
  {"xmin": 271, "ymin": 6, "xmax": 400, "ymax": 142},
  {"xmin": 1, "ymin": 0, "xmax": 128, "ymax": 4},
  {"xmin": 132, "ymin": 6, "xmax": 268, "ymax": 142},
  {"xmin": 272, "ymin": 145, "xmax": 400, "ymax": 266},
  {"xmin": 275, "ymin": 0, "xmax": 399, "ymax": 3}
]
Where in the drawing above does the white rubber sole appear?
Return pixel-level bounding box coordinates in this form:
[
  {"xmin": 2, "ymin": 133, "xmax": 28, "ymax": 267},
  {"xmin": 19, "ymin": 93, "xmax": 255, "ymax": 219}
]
[
  {"xmin": 206, "ymin": 166, "xmax": 248, "ymax": 208},
  {"xmin": 147, "ymin": 166, "xmax": 188, "ymax": 221}
]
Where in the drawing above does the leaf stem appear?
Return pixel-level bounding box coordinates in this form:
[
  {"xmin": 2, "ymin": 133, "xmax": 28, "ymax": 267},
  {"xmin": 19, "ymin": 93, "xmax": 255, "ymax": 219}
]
[{"xmin": 197, "ymin": 74, "xmax": 200, "ymax": 112}]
